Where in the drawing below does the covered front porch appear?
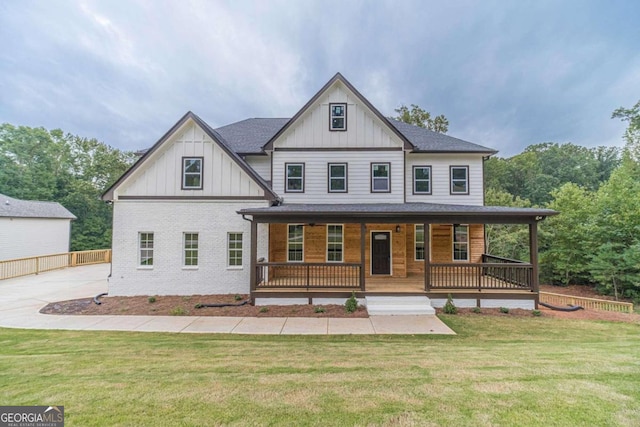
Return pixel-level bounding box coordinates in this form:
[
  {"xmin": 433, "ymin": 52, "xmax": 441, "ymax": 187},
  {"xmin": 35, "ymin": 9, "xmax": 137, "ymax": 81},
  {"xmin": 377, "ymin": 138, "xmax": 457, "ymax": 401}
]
[{"xmin": 239, "ymin": 203, "xmax": 557, "ymax": 305}]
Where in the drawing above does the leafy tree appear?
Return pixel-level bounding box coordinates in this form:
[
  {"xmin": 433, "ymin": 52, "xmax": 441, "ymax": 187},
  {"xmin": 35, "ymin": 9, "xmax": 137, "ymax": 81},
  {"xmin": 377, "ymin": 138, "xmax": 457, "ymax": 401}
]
[
  {"xmin": 539, "ymin": 183, "xmax": 594, "ymax": 286},
  {"xmin": 392, "ymin": 104, "xmax": 449, "ymax": 133},
  {"xmin": 484, "ymin": 188, "xmax": 531, "ymax": 261}
]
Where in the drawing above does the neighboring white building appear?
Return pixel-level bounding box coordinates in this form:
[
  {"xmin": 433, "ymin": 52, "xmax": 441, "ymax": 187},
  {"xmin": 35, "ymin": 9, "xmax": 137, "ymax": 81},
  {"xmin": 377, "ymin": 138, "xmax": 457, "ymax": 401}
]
[
  {"xmin": 0, "ymin": 193, "xmax": 76, "ymax": 260},
  {"xmin": 102, "ymin": 73, "xmax": 555, "ymax": 309}
]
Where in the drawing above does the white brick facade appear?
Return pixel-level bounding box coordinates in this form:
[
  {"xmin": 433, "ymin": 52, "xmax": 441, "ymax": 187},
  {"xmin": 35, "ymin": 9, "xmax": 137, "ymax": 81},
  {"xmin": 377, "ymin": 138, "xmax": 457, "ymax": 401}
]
[{"xmin": 109, "ymin": 200, "xmax": 269, "ymax": 296}]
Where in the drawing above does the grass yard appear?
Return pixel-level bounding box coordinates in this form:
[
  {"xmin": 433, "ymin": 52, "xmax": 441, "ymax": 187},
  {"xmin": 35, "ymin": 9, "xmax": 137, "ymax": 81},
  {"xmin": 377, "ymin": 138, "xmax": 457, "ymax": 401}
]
[{"xmin": 0, "ymin": 316, "xmax": 638, "ymax": 426}]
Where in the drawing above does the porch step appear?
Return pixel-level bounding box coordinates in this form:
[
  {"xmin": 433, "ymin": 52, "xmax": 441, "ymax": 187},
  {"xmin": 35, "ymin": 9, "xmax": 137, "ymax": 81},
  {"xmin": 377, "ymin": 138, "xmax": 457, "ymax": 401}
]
[{"xmin": 365, "ymin": 296, "xmax": 435, "ymax": 315}]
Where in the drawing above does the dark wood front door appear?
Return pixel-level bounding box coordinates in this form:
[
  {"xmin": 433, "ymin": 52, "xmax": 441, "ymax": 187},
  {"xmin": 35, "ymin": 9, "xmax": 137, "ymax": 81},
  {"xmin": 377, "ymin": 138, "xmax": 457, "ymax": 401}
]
[{"xmin": 371, "ymin": 232, "xmax": 391, "ymax": 275}]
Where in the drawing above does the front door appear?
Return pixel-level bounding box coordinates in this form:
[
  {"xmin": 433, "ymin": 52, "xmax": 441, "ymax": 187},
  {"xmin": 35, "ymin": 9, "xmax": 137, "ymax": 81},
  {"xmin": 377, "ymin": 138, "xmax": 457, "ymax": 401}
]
[{"xmin": 371, "ymin": 232, "xmax": 391, "ymax": 275}]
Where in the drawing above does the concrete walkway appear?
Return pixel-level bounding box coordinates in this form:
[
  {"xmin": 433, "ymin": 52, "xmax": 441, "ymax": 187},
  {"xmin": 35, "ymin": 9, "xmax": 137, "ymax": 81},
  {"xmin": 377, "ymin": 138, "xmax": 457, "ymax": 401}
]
[{"xmin": 0, "ymin": 264, "xmax": 454, "ymax": 335}]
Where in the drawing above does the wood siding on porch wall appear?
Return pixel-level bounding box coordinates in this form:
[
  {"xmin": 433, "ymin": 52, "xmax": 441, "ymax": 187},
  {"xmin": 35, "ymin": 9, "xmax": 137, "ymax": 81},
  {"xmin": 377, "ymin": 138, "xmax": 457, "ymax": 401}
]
[{"xmin": 268, "ymin": 223, "xmax": 484, "ymax": 278}]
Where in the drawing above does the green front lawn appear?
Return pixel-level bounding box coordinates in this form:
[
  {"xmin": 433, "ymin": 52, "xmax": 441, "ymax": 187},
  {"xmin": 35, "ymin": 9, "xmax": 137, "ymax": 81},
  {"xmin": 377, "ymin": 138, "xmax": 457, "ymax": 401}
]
[{"xmin": 1, "ymin": 316, "xmax": 638, "ymax": 426}]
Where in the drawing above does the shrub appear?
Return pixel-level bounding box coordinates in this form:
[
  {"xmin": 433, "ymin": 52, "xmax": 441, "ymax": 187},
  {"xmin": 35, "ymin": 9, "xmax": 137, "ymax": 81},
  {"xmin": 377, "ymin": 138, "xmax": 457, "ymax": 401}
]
[
  {"xmin": 259, "ymin": 306, "xmax": 269, "ymax": 313},
  {"xmin": 472, "ymin": 306, "xmax": 481, "ymax": 314},
  {"xmin": 314, "ymin": 306, "xmax": 326, "ymax": 313},
  {"xmin": 532, "ymin": 309, "xmax": 542, "ymax": 317},
  {"xmin": 148, "ymin": 296, "xmax": 156, "ymax": 304},
  {"xmin": 170, "ymin": 307, "xmax": 187, "ymax": 316},
  {"xmin": 345, "ymin": 292, "xmax": 358, "ymax": 313},
  {"xmin": 500, "ymin": 307, "xmax": 510, "ymax": 314},
  {"xmin": 234, "ymin": 294, "xmax": 243, "ymax": 301},
  {"xmin": 443, "ymin": 294, "xmax": 457, "ymax": 314}
]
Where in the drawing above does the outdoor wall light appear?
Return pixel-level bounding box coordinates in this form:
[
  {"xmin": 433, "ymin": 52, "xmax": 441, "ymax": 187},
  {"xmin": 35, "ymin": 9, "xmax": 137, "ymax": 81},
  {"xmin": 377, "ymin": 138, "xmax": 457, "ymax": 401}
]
[{"xmin": 395, "ymin": 225, "xmax": 401, "ymax": 233}]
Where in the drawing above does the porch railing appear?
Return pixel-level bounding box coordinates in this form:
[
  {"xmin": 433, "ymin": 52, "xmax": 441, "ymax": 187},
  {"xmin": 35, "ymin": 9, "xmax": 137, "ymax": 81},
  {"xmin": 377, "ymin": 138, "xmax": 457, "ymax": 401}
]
[
  {"xmin": 256, "ymin": 262, "xmax": 361, "ymax": 289},
  {"xmin": 429, "ymin": 258, "xmax": 533, "ymax": 291},
  {"xmin": 0, "ymin": 249, "xmax": 112, "ymax": 281}
]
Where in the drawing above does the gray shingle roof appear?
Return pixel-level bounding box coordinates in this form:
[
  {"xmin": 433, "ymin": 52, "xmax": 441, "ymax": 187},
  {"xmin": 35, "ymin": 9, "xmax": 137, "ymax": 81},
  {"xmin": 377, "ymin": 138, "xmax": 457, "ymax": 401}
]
[
  {"xmin": 387, "ymin": 119, "xmax": 497, "ymax": 153},
  {"xmin": 215, "ymin": 118, "xmax": 289, "ymax": 155},
  {"xmin": 214, "ymin": 117, "xmax": 496, "ymax": 155},
  {"xmin": 0, "ymin": 194, "xmax": 76, "ymax": 219}
]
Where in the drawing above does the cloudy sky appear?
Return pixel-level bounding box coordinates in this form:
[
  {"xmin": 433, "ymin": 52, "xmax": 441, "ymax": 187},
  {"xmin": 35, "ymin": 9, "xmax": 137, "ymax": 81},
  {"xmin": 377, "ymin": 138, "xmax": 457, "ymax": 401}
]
[{"xmin": 1, "ymin": 0, "xmax": 638, "ymax": 156}]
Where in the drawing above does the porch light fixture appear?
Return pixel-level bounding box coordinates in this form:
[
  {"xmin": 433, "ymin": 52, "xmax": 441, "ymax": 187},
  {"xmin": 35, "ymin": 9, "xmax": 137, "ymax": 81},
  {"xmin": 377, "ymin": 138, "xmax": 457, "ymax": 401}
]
[{"xmin": 395, "ymin": 225, "xmax": 401, "ymax": 233}]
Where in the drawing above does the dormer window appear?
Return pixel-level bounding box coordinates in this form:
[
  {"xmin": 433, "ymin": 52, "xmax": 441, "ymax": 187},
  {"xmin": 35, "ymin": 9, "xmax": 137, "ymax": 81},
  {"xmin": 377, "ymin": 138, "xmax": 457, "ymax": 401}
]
[
  {"xmin": 182, "ymin": 157, "xmax": 203, "ymax": 190},
  {"xmin": 329, "ymin": 103, "xmax": 347, "ymax": 131}
]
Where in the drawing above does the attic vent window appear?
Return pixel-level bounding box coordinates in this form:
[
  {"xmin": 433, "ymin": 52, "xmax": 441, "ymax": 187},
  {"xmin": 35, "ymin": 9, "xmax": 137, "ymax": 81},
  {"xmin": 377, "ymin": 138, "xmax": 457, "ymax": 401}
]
[
  {"xmin": 182, "ymin": 157, "xmax": 203, "ymax": 190},
  {"xmin": 329, "ymin": 103, "xmax": 347, "ymax": 131}
]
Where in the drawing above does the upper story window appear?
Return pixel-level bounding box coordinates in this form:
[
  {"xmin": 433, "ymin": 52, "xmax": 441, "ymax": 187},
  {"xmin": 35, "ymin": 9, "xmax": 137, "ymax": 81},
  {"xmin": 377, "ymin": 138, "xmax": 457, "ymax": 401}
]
[
  {"xmin": 413, "ymin": 166, "xmax": 432, "ymax": 194},
  {"xmin": 285, "ymin": 163, "xmax": 305, "ymax": 192},
  {"xmin": 139, "ymin": 232, "xmax": 154, "ymax": 267},
  {"xmin": 329, "ymin": 103, "xmax": 347, "ymax": 131},
  {"xmin": 328, "ymin": 163, "xmax": 347, "ymax": 193},
  {"xmin": 182, "ymin": 157, "xmax": 203, "ymax": 190},
  {"xmin": 287, "ymin": 224, "xmax": 304, "ymax": 262},
  {"xmin": 453, "ymin": 224, "xmax": 469, "ymax": 261},
  {"xmin": 450, "ymin": 166, "xmax": 469, "ymax": 195},
  {"xmin": 371, "ymin": 163, "xmax": 391, "ymax": 193}
]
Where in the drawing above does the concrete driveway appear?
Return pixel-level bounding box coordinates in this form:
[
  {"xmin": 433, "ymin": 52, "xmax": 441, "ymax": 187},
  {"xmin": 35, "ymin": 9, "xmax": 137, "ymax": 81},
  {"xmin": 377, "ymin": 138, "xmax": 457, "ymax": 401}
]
[{"xmin": 0, "ymin": 264, "xmax": 454, "ymax": 335}]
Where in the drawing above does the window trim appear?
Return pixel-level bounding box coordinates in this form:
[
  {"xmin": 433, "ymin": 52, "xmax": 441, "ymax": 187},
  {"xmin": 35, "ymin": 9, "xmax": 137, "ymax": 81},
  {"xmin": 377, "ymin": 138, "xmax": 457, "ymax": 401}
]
[
  {"xmin": 287, "ymin": 224, "xmax": 304, "ymax": 263},
  {"xmin": 227, "ymin": 232, "xmax": 243, "ymax": 269},
  {"xmin": 182, "ymin": 157, "xmax": 204, "ymax": 190},
  {"xmin": 452, "ymin": 224, "xmax": 470, "ymax": 262},
  {"xmin": 370, "ymin": 162, "xmax": 391, "ymax": 193},
  {"xmin": 138, "ymin": 232, "xmax": 154, "ymax": 268},
  {"xmin": 329, "ymin": 103, "xmax": 347, "ymax": 131},
  {"xmin": 326, "ymin": 224, "xmax": 344, "ymax": 263},
  {"xmin": 285, "ymin": 163, "xmax": 305, "ymax": 193},
  {"xmin": 412, "ymin": 165, "xmax": 432, "ymax": 195},
  {"xmin": 327, "ymin": 163, "xmax": 348, "ymax": 193},
  {"xmin": 413, "ymin": 224, "xmax": 424, "ymax": 261},
  {"xmin": 450, "ymin": 165, "xmax": 469, "ymax": 195},
  {"xmin": 183, "ymin": 232, "xmax": 199, "ymax": 268}
]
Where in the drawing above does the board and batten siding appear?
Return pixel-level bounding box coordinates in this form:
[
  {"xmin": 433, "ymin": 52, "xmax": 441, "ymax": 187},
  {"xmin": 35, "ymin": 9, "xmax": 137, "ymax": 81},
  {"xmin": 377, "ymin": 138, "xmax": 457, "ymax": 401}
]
[
  {"xmin": 405, "ymin": 153, "xmax": 485, "ymax": 205},
  {"xmin": 244, "ymin": 155, "xmax": 271, "ymax": 181},
  {"xmin": 272, "ymin": 150, "xmax": 404, "ymax": 204},
  {"xmin": 115, "ymin": 121, "xmax": 265, "ymax": 199},
  {"xmin": 0, "ymin": 218, "xmax": 72, "ymax": 261},
  {"xmin": 274, "ymin": 83, "xmax": 405, "ymax": 149}
]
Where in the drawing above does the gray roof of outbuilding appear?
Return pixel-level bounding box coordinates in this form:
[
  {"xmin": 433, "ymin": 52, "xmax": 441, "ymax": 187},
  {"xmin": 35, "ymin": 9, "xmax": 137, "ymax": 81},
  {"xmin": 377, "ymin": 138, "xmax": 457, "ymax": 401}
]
[
  {"xmin": 0, "ymin": 194, "xmax": 76, "ymax": 219},
  {"xmin": 214, "ymin": 117, "xmax": 496, "ymax": 155}
]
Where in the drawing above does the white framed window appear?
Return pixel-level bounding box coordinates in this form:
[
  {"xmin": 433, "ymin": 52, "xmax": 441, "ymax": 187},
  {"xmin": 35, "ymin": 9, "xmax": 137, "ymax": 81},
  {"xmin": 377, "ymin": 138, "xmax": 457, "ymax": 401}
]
[
  {"xmin": 450, "ymin": 166, "xmax": 469, "ymax": 195},
  {"xmin": 328, "ymin": 163, "xmax": 347, "ymax": 193},
  {"xmin": 287, "ymin": 224, "xmax": 304, "ymax": 262},
  {"xmin": 415, "ymin": 224, "xmax": 425, "ymax": 260},
  {"xmin": 227, "ymin": 233, "xmax": 243, "ymax": 268},
  {"xmin": 371, "ymin": 163, "xmax": 390, "ymax": 193},
  {"xmin": 139, "ymin": 232, "xmax": 154, "ymax": 267},
  {"xmin": 327, "ymin": 224, "xmax": 343, "ymax": 262},
  {"xmin": 413, "ymin": 166, "xmax": 432, "ymax": 194},
  {"xmin": 182, "ymin": 157, "xmax": 203, "ymax": 190},
  {"xmin": 285, "ymin": 163, "xmax": 304, "ymax": 192},
  {"xmin": 183, "ymin": 232, "xmax": 199, "ymax": 267},
  {"xmin": 453, "ymin": 224, "xmax": 469, "ymax": 261},
  {"xmin": 329, "ymin": 103, "xmax": 347, "ymax": 131}
]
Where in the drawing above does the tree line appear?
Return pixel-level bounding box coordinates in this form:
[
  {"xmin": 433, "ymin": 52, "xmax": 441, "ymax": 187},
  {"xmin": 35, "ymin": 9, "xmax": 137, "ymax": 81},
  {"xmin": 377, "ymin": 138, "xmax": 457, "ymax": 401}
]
[
  {"xmin": 485, "ymin": 100, "xmax": 640, "ymax": 302},
  {"xmin": 0, "ymin": 124, "xmax": 134, "ymax": 251}
]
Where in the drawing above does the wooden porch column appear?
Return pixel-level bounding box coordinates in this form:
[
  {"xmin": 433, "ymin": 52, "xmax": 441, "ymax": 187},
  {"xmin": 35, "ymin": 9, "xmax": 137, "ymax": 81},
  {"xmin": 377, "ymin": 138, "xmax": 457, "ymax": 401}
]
[
  {"xmin": 360, "ymin": 222, "xmax": 366, "ymax": 291},
  {"xmin": 250, "ymin": 219, "xmax": 258, "ymax": 293},
  {"xmin": 529, "ymin": 222, "xmax": 539, "ymax": 306},
  {"xmin": 424, "ymin": 223, "xmax": 431, "ymax": 291}
]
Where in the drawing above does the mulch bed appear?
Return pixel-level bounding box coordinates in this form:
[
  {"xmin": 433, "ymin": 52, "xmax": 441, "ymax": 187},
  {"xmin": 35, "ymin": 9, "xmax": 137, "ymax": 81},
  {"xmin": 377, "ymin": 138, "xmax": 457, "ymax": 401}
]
[{"xmin": 40, "ymin": 294, "xmax": 369, "ymax": 318}]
